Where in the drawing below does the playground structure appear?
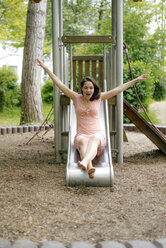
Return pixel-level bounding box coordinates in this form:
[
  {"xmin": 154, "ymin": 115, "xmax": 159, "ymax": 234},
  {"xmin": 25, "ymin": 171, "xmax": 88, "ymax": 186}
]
[
  {"xmin": 51, "ymin": 0, "xmax": 124, "ymax": 187},
  {"xmin": 50, "ymin": 0, "xmax": 166, "ymax": 186},
  {"xmin": 52, "ymin": 0, "xmax": 124, "ymax": 168}
]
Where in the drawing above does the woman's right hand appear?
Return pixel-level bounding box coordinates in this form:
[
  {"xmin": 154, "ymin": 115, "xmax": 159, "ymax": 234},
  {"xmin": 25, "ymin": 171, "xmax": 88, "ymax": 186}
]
[
  {"xmin": 37, "ymin": 59, "xmax": 76, "ymax": 100},
  {"xmin": 36, "ymin": 59, "xmax": 46, "ymax": 69}
]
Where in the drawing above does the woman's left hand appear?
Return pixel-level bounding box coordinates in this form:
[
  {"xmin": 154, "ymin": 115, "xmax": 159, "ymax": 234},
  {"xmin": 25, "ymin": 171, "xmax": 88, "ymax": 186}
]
[{"xmin": 136, "ymin": 74, "xmax": 149, "ymax": 82}]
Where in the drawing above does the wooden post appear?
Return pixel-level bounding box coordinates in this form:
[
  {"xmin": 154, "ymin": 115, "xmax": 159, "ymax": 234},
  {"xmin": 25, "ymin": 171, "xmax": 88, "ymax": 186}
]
[
  {"xmin": 73, "ymin": 59, "xmax": 76, "ymax": 92},
  {"xmin": 85, "ymin": 60, "xmax": 90, "ymax": 76},
  {"xmin": 99, "ymin": 59, "xmax": 103, "ymax": 90},
  {"xmin": 92, "ymin": 60, "xmax": 96, "ymax": 79}
]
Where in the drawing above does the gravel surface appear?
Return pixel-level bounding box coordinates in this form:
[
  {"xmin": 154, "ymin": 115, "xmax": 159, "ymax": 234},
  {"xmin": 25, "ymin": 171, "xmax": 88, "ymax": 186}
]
[{"xmin": 0, "ymin": 130, "xmax": 166, "ymax": 245}]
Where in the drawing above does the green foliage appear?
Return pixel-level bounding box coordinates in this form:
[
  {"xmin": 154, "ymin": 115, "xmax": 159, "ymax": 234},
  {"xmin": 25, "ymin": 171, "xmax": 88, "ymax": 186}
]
[
  {"xmin": 45, "ymin": 0, "xmax": 97, "ymax": 55},
  {"xmin": 153, "ymin": 79, "xmax": 166, "ymax": 101},
  {"xmin": 140, "ymin": 109, "xmax": 160, "ymax": 125},
  {"xmin": 123, "ymin": 61, "xmax": 153, "ymax": 110},
  {"xmin": 44, "ymin": 0, "xmax": 52, "ymax": 56},
  {"xmin": 0, "ymin": 90, "xmax": 5, "ymax": 112},
  {"xmin": 0, "ymin": 0, "xmax": 28, "ymax": 47},
  {"xmin": 42, "ymin": 79, "xmax": 53, "ymax": 104},
  {"xmin": 123, "ymin": 1, "xmax": 157, "ymax": 64},
  {"xmin": 152, "ymin": 67, "xmax": 166, "ymax": 101},
  {"xmin": 63, "ymin": 0, "xmax": 95, "ymax": 35},
  {"xmin": 44, "ymin": 0, "xmax": 166, "ymax": 74},
  {"xmin": 0, "ymin": 66, "xmax": 20, "ymax": 112}
]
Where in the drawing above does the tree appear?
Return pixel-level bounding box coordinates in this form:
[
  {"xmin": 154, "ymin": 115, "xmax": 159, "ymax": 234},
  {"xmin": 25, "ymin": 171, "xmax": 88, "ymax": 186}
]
[
  {"xmin": 44, "ymin": 0, "xmax": 96, "ymax": 56},
  {"xmin": 152, "ymin": 0, "xmax": 166, "ymax": 66},
  {"xmin": 20, "ymin": 0, "xmax": 47, "ymax": 124},
  {"xmin": 63, "ymin": 0, "xmax": 95, "ymax": 35},
  {"xmin": 0, "ymin": 0, "xmax": 27, "ymax": 47}
]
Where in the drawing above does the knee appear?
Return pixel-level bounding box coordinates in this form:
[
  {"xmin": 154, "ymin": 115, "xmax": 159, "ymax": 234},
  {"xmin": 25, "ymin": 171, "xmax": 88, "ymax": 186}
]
[
  {"xmin": 90, "ymin": 134, "xmax": 100, "ymax": 144},
  {"xmin": 78, "ymin": 138, "xmax": 86, "ymax": 148}
]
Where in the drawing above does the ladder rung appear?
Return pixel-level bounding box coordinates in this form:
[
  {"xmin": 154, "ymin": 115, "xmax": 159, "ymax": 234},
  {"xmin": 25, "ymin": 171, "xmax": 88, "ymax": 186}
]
[
  {"xmin": 110, "ymin": 131, "xmax": 117, "ymax": 135},
  {"xmin": 61, "ymin": 132, "xmax": 69, "ymax": 136},
  {"xmin": 60, "ymin": 95, "xmax": 70, "ymax": 105},
  {"xmin": 111, "ymin": 149, "xmax": 118, "ymax": 153},
  {"xmin": 108, "ymin": 96, "xmax": 116, "ymax": 105},
  {"xmin": 59, "ymin": 149, "xmax": 68, "ymax": 154}
]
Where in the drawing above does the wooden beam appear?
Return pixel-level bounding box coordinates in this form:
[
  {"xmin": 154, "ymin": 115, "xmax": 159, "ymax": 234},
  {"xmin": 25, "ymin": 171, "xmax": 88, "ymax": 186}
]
[
  {"xmin": 123, "ymin": 99, "xmax": 166, "ymax": 155},
  {"xmin": 73, "ymin": 60, "xmax": 76, "ymax": 92},
  {"xmin": 60, "ymin": 95, "xmax": 70, "ymax": 105},
  {"xmin": 73, "ymin": 55, "xmax": 103, "ymax": 61},
  {"xmin": 62, "ymin": 35, "xmax": 113, "ymax": 44},
  {"xmin": 108, "ymin": 96, "xmax": 116, "ymax": 105}
]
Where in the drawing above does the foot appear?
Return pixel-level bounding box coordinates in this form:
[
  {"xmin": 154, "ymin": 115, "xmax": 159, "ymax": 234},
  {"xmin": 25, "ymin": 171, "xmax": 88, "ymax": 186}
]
[
  {"xmin": 88, "ymin": 167, "xmax": 96, "ymax": 178},
  {"xmin": 89, "ymin": 172, "xmax": 94, "ymax": 179},
  {"xmin": 78, "ymin": 161, "xmax": 87, "ymax": 170}
]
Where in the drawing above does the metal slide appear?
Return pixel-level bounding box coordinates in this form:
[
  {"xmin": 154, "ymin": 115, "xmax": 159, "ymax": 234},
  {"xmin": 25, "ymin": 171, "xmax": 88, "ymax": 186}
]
[{"xmin": 66, "ymin": 98, "xmax": 114, "ymax": 187}]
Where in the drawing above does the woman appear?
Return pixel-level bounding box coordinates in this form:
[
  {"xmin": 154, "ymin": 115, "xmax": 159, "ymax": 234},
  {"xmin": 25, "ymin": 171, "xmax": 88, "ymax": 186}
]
[{"xmin": 37, "ymin": 59, "xmax": 148, "ymax": 178}]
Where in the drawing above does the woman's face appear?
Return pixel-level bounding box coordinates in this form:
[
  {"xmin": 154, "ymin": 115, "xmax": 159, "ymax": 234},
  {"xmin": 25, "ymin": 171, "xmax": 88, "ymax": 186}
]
[{"xmin": 82, "ymin": 81, "xmax": 94, "ymax": 100}]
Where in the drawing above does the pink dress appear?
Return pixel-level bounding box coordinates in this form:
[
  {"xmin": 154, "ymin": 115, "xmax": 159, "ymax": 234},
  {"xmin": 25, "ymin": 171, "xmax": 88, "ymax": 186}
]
[{"xmin": 73, "ymin": 94, "xmax": 105, "ymax": 156}]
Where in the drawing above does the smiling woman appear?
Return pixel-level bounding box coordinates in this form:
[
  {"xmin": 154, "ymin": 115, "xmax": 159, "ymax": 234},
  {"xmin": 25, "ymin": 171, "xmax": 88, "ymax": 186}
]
[
  {"xmin": 74, "ymin": 78, "xmax": 105, "ymax": 178},
  {"xmin": 81, "ymin": 81, "xmax": 95, "ymax": 101},
  {"xmin": 80, "ymin": 76, "xmax": 100, "ymax": 102}
]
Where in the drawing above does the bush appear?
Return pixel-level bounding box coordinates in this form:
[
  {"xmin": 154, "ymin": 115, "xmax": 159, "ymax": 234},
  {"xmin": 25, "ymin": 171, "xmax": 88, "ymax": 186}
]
[
  {"xmin": 153, "ymin": 75, "xmax": 166, "ymax": 101},
  {"xmin": 0, "ymin": 66, "xmax": 20, "ymax": 112},
  {"xmin": 0, "ymin": 90, "xmax": 5, "ymax": 112},
  {"xmin": 123, "ymin": 60, "xmax": 153, "ymax": 123},
  {"xmin": 123, "ymin": 60, "xmax": 153, "ymax": 108},
  {"xmin": 42, "ymin": 79, "xmax": 53, "ymax": 104}
]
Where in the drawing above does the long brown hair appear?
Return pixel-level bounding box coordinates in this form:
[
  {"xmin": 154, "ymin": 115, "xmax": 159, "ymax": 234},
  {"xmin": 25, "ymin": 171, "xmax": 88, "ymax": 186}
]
[{"xmin": 80, "ymin": 76, "xmax": 100, "ymax": 101}]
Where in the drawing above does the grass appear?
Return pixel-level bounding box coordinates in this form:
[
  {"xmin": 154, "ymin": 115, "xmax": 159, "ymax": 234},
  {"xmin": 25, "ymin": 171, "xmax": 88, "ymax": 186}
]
[
  {"xmin": 0, "ymin": 103, "xmax": 53, "ymax": 126},
  {"xmin": 140, "ymin": 98, "xmax": 166, "ymax": 125},
  {"xmin": 140, "ymin": 110, "xmax": 160, "ymax": 124},
  {"xmin": 0, "ymin": 106, "xmax": 21, "ymax": 126}
]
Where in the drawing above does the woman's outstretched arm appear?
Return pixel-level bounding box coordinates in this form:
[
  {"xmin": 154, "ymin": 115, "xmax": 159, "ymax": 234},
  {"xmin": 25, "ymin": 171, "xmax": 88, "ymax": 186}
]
[
  {"xmin": 37, "ymin": 59, "xmax": 77, "ymax": 100},
  {"xmin": 101, "ymin": 74, "xmax": 148, "ymax": 101}
]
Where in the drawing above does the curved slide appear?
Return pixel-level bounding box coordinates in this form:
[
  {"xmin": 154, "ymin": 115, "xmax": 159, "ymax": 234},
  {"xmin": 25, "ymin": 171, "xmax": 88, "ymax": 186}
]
[{"xmin": 66, "ymin": 99, "xmax": 114, "ymax": 187}]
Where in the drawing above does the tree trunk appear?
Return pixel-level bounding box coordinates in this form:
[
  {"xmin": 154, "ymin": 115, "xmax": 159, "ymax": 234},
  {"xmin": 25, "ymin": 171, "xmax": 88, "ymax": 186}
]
[{"xmin": 20, "ymin": 0, "xmax": 47, "ymax": 124}]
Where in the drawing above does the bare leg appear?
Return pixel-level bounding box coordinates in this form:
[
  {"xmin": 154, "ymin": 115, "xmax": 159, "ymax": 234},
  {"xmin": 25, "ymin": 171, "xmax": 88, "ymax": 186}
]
[
  {"xmin": 77, "ymin": 137, "xmax": 88, "ymax": 170},
  {"xmin": 79, "ymin": 134, "xmax": 100, "ymax": 170},
  {"xmin": 87, "ymin": 161, "xmax": 92, "ymax": 170},
  {"xmin": 87, "ymin": 161, "xmax": 95, "ymax": 179}
]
